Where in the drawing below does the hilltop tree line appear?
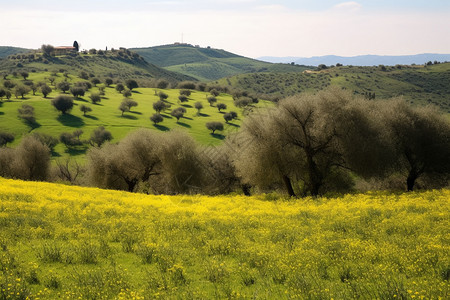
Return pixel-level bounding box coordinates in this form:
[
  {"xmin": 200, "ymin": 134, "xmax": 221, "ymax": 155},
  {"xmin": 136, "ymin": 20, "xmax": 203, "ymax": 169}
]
[{"xmin": 0, "ymin": 87, "xmax": 448, "ymax": 195}]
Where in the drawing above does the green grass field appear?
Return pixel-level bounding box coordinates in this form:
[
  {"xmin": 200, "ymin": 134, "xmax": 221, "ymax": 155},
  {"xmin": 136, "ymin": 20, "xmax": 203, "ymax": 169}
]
[
  {"xmin": 132, "ymin": 44, "xmax": 311, "ymax": 81},
  {"xmin": 0, "ymin": 71, "xmax": 270, "ymax": 161},
  {"xmin": 0, "ymin": 177, "xmax": 448, "ymax": 299}
]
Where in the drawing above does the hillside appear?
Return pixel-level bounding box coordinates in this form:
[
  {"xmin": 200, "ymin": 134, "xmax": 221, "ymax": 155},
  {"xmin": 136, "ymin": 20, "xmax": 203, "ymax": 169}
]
[
  {"xmin": 0, "ymin": 48, "xmax": 195, "ymax": 83},
  {"xmin": 0, "ymin": 177, "xmax": 448, "ymax": 299},
  {"xmin": 131, "ymin": 44, "xmax": 311, "ymax": 81},
  {"xmin": 0, "ymin": 46, "xmax": 30, "ymax": 58},
  {"xmin": 217, "ymin": 63, "xmax": 450, "ymax": 111},
  {"xmin": 0, "ymin": 70, "xmax": 270, "ymax": 161},
  {"xmin": 259, "ymin": 53, "xmax": 450, "ymax": 66}
]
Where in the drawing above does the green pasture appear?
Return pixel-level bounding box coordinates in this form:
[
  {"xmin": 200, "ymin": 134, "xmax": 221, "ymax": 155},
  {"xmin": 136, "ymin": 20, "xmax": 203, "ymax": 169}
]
[{"xmin": 0, "ymin": 72, "xmax": 270, "ymax": 161}]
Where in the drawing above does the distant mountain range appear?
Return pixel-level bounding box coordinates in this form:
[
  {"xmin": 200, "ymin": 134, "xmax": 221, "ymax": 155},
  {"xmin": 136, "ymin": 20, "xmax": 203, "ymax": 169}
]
[{"xmin": 258, "ymin": 54, "xmax": 450, "ymax": 66}]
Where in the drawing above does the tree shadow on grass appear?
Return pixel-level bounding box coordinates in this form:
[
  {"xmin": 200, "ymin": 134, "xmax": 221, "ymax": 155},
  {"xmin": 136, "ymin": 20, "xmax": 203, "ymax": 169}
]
[
  {"xmin": 28, "ymin": 121, "xmax": 41, "ymax": 130},
  {"xmin": 74, "ymin": 97, "xmax": 89, "ymax": 102},
  {"xmin": 0, "ymin": 112, "xmax": 4, "ymax": 116},
  {"xmin": 183, "ymin": 116, "xmax": 193, "ymax": 120},
  {"xmin": 130, "ymin": 111, "xmax": 142, "ymax": 115},
  {"xmin": 161, "ymin": 114, "xmax": 173, "ymax": 119},
  {"xmin": 132, "ymin": 90, "xmax": 142, "ymax": 94},
  {"xmin": 177, "ymin": 122, "xmax": 191, "ymax": 128},
  {"xmin": 57, "ymin": 114, "xmax": 85, "ymax": 127},
  {"xmin": 225, "ymin": 122, "xmax": 240, "ymax": 128},
  {"xmin": 199, "ymin": 113, "xmax": 209, "ymax": 117},
  {"xmin": 119, "ymin": 114, "xmax": 138, "ymax": 120},
  {"xmin": 84, "ymin": 115, "xmax": 99, "ymax": 120},
  {"xmin": 182, "ymin": 104, "xmax": 192, "ymax": 108},
  {"xmin": 154, "ymin": 124, "xmax": 170, "ymax": 131},
  {"xmin": 65, "ymin": 147, "xmax": 88, "ymax": 156},
  {"xmin": 211, "ymin": 133, "xmax": 225, "ymax": 140},
  {"xmin": 51, "ymin": 151, "xmax": 61, "ymax": 157}
]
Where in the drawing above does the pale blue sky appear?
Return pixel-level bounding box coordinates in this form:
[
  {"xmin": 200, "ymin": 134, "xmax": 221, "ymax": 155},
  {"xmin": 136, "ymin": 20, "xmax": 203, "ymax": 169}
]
[{"xmin": 1, "ymin": 0, "xmax": 449, "ymax": 58}]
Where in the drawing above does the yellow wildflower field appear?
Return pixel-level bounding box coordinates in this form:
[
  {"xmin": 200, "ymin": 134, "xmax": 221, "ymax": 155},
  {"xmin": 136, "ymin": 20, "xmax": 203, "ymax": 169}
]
[{"xmin": 0, "ymin": 177, "xmax": 449, "ymax": 299}]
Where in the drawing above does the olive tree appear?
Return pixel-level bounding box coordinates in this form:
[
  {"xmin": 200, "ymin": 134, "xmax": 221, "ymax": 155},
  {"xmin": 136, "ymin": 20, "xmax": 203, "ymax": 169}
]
[
  {"xmin": 41, "ymin": 84, "xmax": 52, "ymax": 98},
  {"xmin": 170, "ymin": 107, "xmax": 186, "ymax": 122},
  {"xmin": 51, "ymin": 95, "xmax": 74, "ymax": 114},
  {"xmin": 79, "ymin": 104, "xmax": 92, "ymax": 116},
  {"xmin": 217, "ymin": 103, "xmax": 227, "ymax": 112},
  {"xmin": 89, "ymin": 126, "xmax": 112, "ymax": 147},
  {"xmin": 87, "ymin": 129, "xmax": 163, "ymax": 192},
  {"xmin": 12, "ymin": 136, "xmax": 51, "ymax": 181},
  {"xmin": 382, "ymin": 99, "xmax": 450, "ymax": 191},
  {"xmin": 194, "ymin": 101, "xmax": 203, "ymax": 115},
  {"xmin": 57, "ymin": 81, "xmax": 71, "ymax": 93},
  {"xmin": 206, "ymin": 122, "xmax": 224, "ymax": 134},
  {"xmin": 234, "ymin": 88, "xmax": 392, "ymax": 197},
  {"xmin": 89, "ymin": 92, "xmax": 101, "ymax": 104},
  {"xmin": 153, "ymin": 100, "xmax": 169, "ymax": 113},
  {"xmin": 150, "ymin": 113, "xmax": 163, "ymax": 125}
]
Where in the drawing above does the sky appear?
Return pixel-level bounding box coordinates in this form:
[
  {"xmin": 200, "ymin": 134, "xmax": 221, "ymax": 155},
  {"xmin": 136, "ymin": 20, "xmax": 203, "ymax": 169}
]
[{"xmin": 1, "ymin": 0, "xmax": 450, "ymax": 59}]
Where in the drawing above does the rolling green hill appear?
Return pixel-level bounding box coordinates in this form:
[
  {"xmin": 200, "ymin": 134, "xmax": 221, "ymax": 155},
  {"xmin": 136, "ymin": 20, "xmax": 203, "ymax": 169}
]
[
  {"xmin": 131, "ymin": 44, "xmax": 311, "ymax": 81},
  {"xmin": 0, "ymin": 46, "xmax": 30, "ymax": 58},
  {"xmin": 0, "ymin": 48, "xmax": 195, "ymax": 84},
  {"xmin": 0, "ymin": 70, "xmax": 270, "ymax": 161},
  {"xmin": 217, "ymin": 63, "xmax": 450, "ymax": 112}
]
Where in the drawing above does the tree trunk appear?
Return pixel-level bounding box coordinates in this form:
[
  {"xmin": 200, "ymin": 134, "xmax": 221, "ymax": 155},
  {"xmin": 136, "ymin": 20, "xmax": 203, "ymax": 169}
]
[
  {"xmin": 406, "ymin": 170, "xmax": 418, "ymax": 192},
  {"xmin": 282, "ymin": 175, "xmax": 296, "ymax": 197},
  {"xmin": 306, "ymin": 153, "xmax": 322, "ymax": 197},
  {"xmin": 242, "ymin": 184, "xmax": 251, "ymax": 196}
]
